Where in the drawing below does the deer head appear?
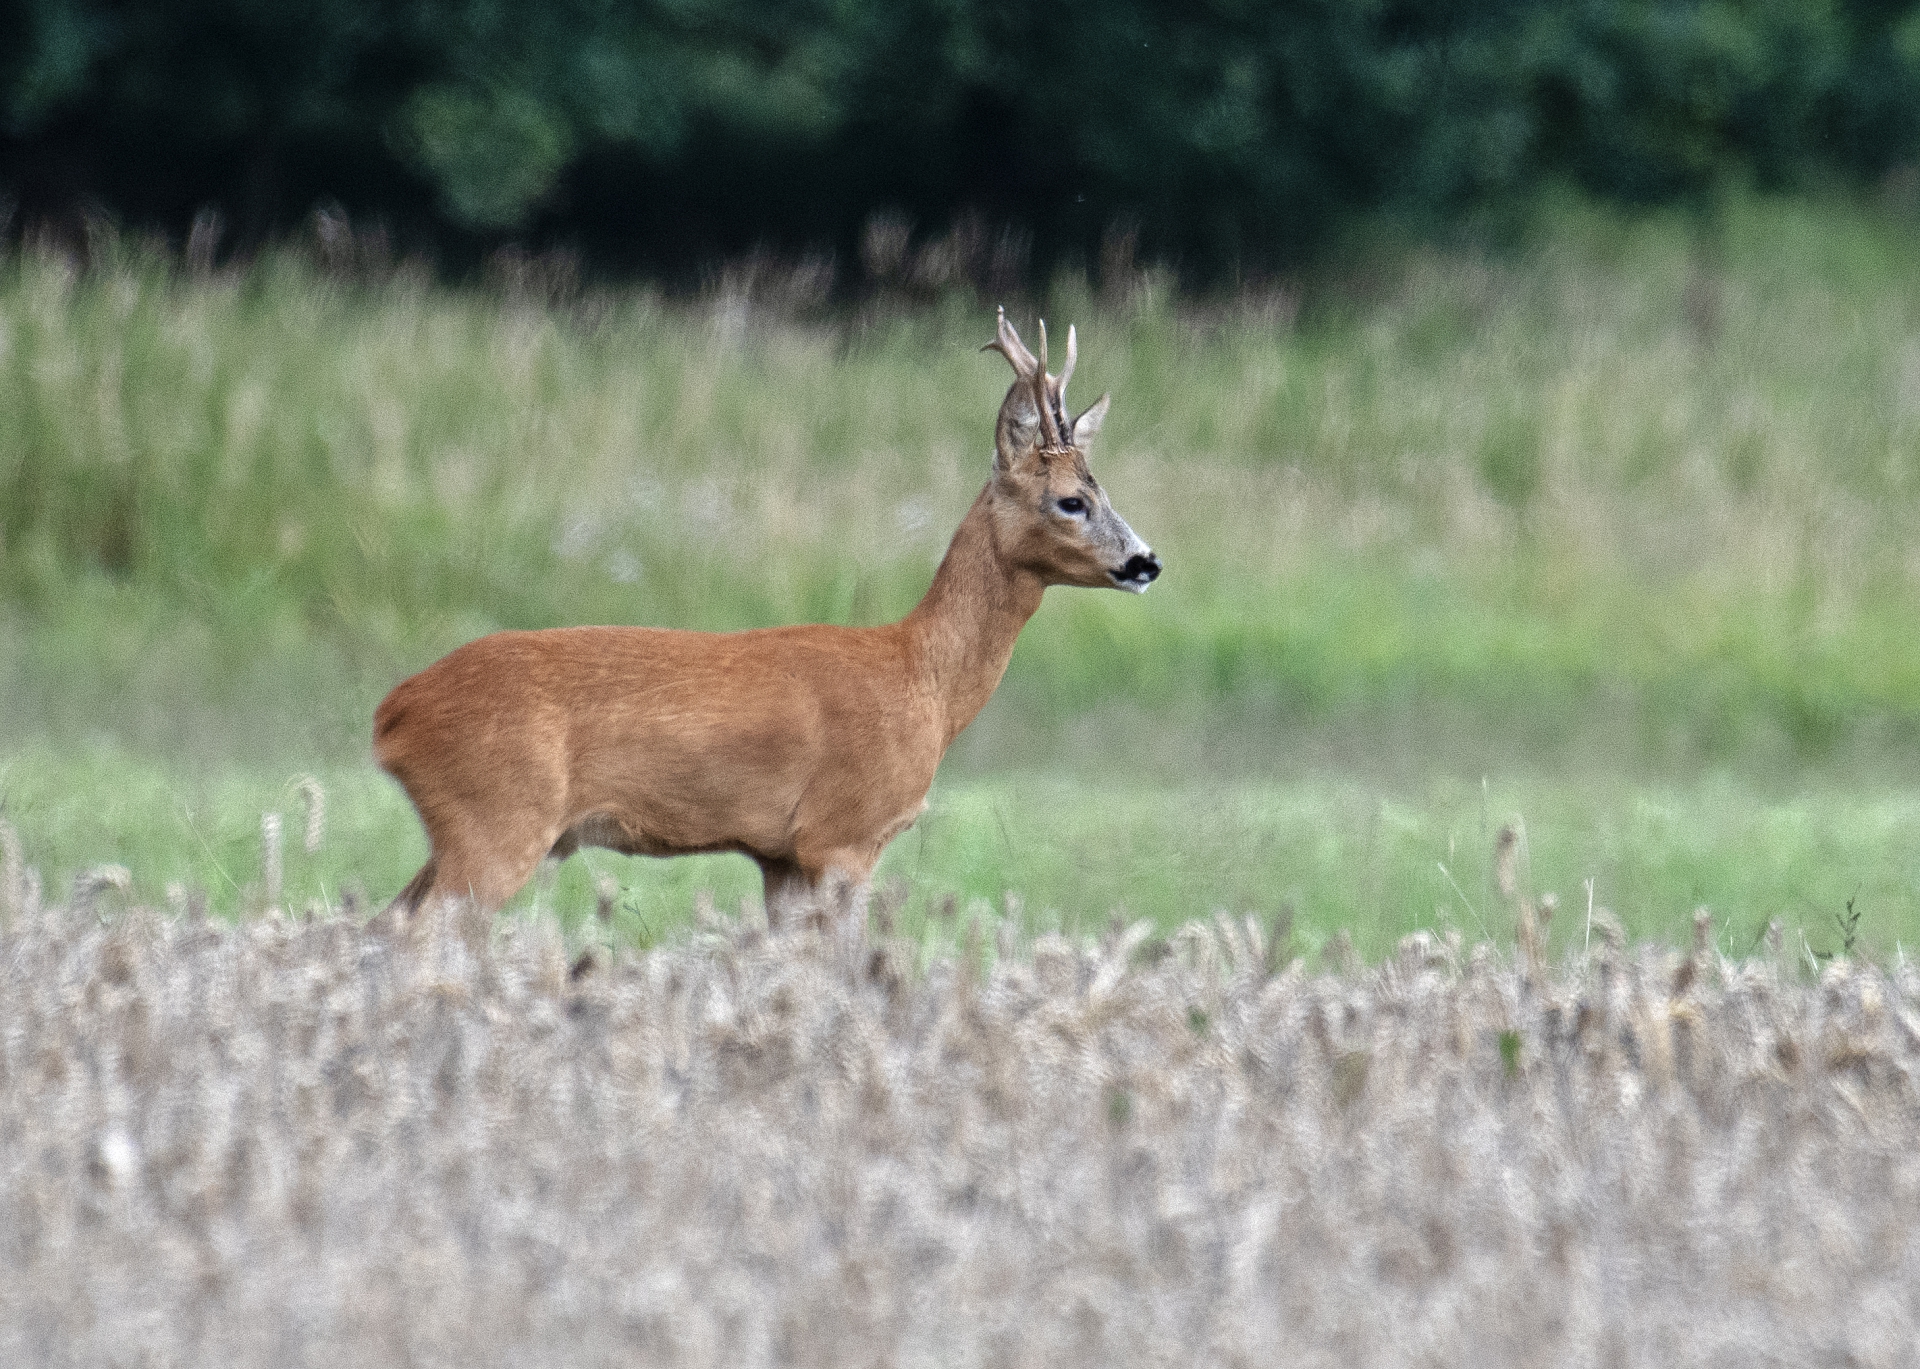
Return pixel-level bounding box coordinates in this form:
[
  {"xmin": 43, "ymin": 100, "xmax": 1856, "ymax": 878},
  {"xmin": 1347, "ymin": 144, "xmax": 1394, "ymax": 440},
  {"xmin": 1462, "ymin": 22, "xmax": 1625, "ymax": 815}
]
[{"xmin": 982, "ymin": 307, "xmax": 1161, "ymax": 592}]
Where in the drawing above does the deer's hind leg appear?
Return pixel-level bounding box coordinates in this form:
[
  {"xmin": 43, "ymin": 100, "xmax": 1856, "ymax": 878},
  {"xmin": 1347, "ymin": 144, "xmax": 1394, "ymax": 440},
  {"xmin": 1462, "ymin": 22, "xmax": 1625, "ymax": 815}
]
[
  {"xmin": 365, "ymin": 857, "xmax": 440, "ymax": 936},
  {"xmin": 377, "ymin": 803, "xmax": 564, "ymax": 946}
]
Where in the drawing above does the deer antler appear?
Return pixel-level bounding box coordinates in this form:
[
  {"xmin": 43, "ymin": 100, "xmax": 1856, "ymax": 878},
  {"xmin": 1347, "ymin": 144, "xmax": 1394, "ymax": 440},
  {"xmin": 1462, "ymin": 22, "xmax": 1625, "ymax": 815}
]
[
  {"xmin": 986, "ymin": 307, "xmax": 1082, "ymax": 449},
  {"xmin": 982, "ymin": 305, "xmax": 1039, "ymax": 377}
]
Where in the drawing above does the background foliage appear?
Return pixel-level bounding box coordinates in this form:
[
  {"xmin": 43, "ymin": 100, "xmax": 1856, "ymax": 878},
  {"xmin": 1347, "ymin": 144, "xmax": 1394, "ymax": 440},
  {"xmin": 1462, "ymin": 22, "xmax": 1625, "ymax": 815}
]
[{"xmin": 5, "ymin": 0, "xmax": 1920, "ymax": 274}]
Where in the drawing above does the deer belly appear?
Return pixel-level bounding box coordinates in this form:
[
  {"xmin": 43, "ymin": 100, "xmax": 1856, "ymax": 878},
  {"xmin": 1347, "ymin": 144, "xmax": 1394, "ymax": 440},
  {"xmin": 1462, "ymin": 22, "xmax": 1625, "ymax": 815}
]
[
  {"xmin": 563, "ymin": 729, "xmax": 808, "ymax": 857},
  {"xmin": 550, "ymin": 813, "xmax": 727, "ymax": 860}
]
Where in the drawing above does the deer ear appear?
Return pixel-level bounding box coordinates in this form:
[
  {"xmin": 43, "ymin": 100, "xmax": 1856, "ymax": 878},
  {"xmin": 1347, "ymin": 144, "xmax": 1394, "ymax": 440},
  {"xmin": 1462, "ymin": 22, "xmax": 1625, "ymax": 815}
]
[
  {"xmin": 994, "ymin": 382, "xmax": 1041, "ymax": 473},
  {"xmin": 1071, "ymin": 393, "xmax": 1110, "ymax": 448}
]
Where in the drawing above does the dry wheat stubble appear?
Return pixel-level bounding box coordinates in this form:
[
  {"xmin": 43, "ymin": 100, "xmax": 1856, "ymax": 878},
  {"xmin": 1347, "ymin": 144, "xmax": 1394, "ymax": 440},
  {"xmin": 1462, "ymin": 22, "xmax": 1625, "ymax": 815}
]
[{"xmin": 1, "ymin": 904, "xmax": 1917, "ymax": 1367}]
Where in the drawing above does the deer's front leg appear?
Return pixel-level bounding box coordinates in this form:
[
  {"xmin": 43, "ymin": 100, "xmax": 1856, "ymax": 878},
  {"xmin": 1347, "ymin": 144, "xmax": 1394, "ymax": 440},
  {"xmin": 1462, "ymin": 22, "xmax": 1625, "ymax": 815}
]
[
  {"xmin": 756, "ymin": 851, "xmax": 877, "ymax": 933},
  {"xmin": 755, "ymin": 856, "xmax": 813, "ymax": 931}
]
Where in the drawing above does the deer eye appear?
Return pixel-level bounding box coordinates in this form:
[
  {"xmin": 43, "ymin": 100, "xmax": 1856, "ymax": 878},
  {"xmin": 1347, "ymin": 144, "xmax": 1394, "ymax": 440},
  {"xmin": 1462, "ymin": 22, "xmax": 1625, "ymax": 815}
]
[{"xmin": 1056, "ymin": 496, "xmax": 1087, "ymax": 516}]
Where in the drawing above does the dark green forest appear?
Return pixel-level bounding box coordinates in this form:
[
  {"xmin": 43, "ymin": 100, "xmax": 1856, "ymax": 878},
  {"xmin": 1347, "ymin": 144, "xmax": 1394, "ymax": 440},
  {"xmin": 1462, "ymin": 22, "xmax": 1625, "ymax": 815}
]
[{"xmin": 6, "ymin": 0, "xmax": 1920, "ymax": 278}]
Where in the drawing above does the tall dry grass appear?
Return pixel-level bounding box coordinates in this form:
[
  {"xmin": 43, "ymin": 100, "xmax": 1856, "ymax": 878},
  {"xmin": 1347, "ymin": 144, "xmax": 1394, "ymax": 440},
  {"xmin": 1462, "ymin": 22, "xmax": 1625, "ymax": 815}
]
[{"xmin": 3, "ymin": 895, "xmax": 1916, "ymax": 1365}]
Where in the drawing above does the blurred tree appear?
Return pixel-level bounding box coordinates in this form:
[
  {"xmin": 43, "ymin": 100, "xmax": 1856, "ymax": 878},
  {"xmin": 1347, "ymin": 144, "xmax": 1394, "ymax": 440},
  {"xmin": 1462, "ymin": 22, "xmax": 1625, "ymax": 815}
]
[{"xmin": 2, "ymin": 0, "xmax": 1918, "ymax": 276}]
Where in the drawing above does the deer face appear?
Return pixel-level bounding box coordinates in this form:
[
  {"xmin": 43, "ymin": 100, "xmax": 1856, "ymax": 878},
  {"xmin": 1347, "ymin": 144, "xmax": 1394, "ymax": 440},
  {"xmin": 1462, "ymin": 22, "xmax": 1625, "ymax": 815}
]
[
  {"xmin": 992, "ymin": 444, "xmax": 1159, "ymax": 591},
  {"xmin": 984, "ymin": 310, "xmax": 1161, "ymax": 593}
]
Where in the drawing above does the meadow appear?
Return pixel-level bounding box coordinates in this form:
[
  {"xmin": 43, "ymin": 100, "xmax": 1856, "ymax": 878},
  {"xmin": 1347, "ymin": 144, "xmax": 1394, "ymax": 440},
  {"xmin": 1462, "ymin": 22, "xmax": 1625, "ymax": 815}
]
[{"xmin": 7, "ymin": 194, "xmax": 1920, "ymax": 954}]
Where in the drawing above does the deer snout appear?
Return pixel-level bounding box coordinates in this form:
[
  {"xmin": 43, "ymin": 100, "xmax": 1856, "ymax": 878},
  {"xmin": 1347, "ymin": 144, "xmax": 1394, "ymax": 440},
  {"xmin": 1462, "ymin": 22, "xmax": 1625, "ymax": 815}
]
[{"xmin": 1111, "ymin": 551, "xmax": 1162, "ymax": 592}]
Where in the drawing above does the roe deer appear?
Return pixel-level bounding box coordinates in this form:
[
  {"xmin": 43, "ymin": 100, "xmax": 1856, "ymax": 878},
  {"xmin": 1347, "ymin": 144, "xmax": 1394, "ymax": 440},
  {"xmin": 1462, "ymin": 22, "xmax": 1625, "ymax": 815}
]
[{"xmin": 372, "ymin": 308, "xmax": 1160, "ymax": 938}]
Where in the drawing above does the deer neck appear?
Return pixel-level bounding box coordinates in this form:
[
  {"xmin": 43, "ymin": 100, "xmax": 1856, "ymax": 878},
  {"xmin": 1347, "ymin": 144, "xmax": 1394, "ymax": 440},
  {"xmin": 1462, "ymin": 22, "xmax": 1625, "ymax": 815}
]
[{"xmin": 904, "ymin": 485, "xmax": 1046, "ymax": 747}]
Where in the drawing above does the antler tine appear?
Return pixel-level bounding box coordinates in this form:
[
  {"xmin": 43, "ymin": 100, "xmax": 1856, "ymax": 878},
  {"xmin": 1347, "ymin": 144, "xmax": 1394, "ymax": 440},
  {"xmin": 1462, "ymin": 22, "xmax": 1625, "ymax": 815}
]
[
  {"xmin": 982, "ymin": 304, "xmax": 1039, "ymax": 377},
  {"xmin": 1026, "ymin": 319, "xmax": 1064, "ymax": 446},
  {"xmin": 1059, "ymin": 324, "xmax": 1077, "ymax": 396}
]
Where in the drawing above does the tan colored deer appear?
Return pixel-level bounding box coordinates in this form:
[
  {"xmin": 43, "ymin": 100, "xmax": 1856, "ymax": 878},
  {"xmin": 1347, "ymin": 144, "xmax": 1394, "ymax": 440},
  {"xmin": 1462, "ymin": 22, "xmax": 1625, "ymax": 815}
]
[{"xmin": 372, "ymin": 308, "xmax": 1159, "ymax": 938}]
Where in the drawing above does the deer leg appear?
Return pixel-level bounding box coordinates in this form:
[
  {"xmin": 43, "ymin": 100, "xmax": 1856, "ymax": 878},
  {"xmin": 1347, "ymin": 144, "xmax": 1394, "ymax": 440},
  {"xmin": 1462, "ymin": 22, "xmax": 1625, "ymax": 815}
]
[
  {"xmin": 756, "ymin": 857, "xmax": 813, "ymax": 931},
  {"xmin": 375, "ymin": 824, "xmax": 556, "ymax": 947},
  {"xmin": 365, "ymin": 857, "xmax": 438, "ymax": 935},
  {"xmin": 796, "ymin": 847, "xmax": 880, "ymax": 932}
]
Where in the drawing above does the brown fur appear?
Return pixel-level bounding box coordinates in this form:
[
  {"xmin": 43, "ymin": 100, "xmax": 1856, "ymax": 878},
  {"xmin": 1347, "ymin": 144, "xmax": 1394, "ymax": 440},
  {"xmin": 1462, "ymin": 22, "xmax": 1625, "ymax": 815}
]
[{"xmin": 373, "ymin": 311, "xmax": 1158, "ymax": 938}]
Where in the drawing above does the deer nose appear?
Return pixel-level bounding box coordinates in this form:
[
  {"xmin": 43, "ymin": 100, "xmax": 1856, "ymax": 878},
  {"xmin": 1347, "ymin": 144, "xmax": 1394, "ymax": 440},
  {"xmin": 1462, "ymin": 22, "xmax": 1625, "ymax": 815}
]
[{"xmin": 1113, "ymin": 552, "xmax": 1161, "ymax": 591}]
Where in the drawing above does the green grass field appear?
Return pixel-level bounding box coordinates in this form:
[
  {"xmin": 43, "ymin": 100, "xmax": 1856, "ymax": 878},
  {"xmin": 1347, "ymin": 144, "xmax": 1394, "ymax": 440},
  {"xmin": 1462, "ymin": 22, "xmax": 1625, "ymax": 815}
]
[
  {"xmin": 6, "ymin": 193, "xmax": 1920, "ymax": 957},
  {"xmin": 4, "ymin": 744, "xmax": 1909, "ymax": 963}
]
